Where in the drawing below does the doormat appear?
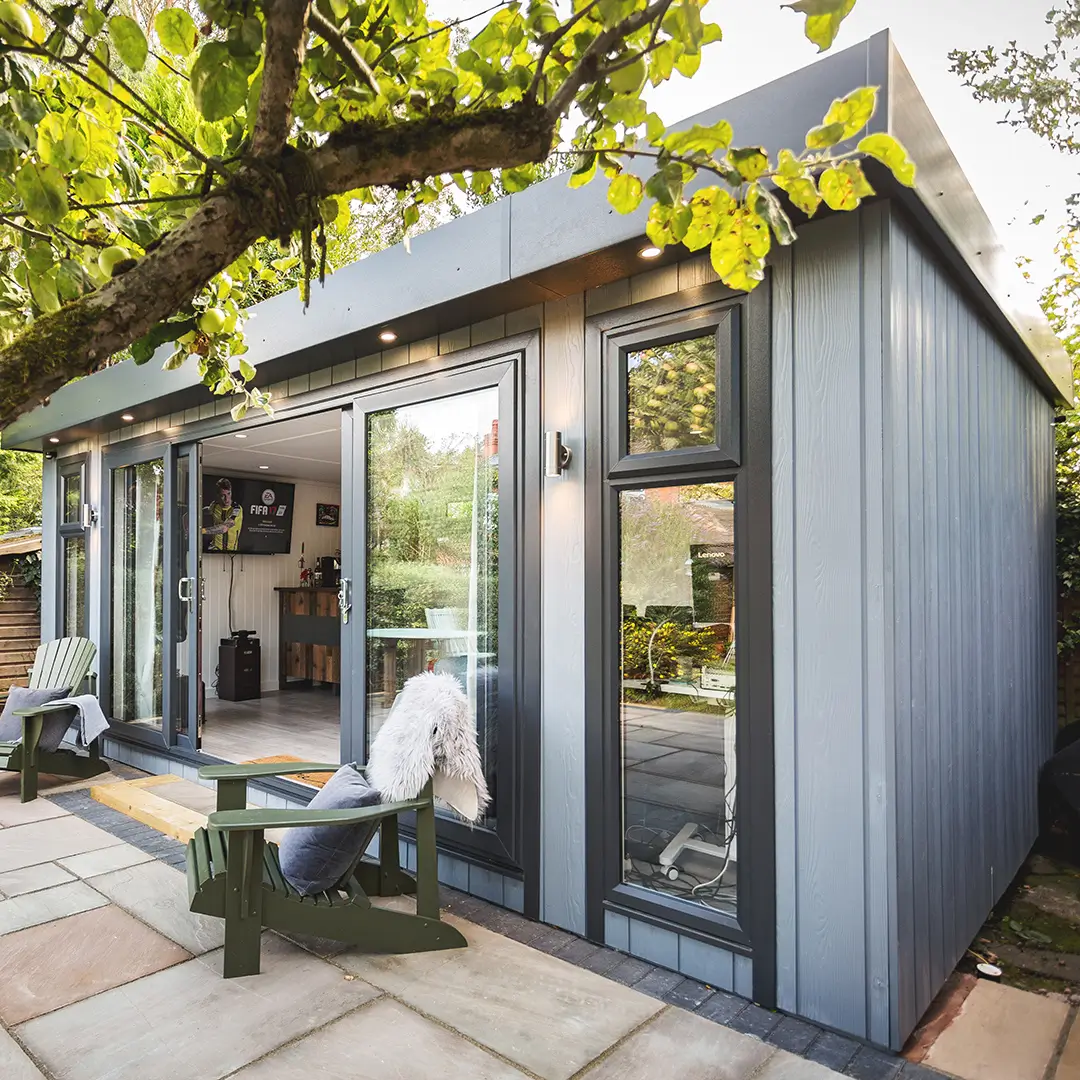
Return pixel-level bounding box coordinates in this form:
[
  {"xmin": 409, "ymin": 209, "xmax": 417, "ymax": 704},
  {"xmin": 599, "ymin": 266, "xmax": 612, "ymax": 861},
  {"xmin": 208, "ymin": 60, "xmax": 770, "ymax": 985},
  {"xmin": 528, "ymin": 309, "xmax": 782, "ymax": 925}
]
[{"xmin": 241, "ymin": 755, "xmax": 332, "ymax": 789}]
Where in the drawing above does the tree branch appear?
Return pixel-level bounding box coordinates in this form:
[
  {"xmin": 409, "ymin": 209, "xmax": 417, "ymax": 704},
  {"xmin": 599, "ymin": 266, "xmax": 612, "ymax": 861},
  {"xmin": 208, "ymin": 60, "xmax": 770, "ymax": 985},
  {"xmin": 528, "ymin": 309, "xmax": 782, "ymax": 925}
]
[
  {"xmin": 308, "ymin": 7, "xmax": 381, "ymax": 97},
  {"xmin": 547, "ymin": 0, "xmax": 675, "ymax": 118},
  {"xmin": 252, "ymin": 0, "xmax": 311, "ymax": 158},
  {"xmin": 0, "ymin": 103, "xmax": 556, "ymax": 428}
]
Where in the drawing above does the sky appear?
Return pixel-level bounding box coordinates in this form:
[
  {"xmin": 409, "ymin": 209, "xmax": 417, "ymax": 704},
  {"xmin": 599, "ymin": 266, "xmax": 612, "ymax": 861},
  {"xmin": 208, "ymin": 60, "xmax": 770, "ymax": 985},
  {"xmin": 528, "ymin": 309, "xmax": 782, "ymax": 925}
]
[{"xmin": 435, "ymin": 0, "xmax": 1075, "ymax": 290}]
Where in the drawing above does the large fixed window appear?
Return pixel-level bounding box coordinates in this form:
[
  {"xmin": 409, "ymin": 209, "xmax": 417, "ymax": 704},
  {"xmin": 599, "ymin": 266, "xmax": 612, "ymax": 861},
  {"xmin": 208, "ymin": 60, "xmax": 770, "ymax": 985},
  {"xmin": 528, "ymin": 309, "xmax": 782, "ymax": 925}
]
[
  {"xmin": 619, "ymin": 482, "xmax": 737, "ymax": 916},
  {"xmin": 109, "ymin": 458, "xmax": 165, "ymax": 730},
  {"xmin": 587, "ymin": 286, "xmax": 773, "ymax": 991}
]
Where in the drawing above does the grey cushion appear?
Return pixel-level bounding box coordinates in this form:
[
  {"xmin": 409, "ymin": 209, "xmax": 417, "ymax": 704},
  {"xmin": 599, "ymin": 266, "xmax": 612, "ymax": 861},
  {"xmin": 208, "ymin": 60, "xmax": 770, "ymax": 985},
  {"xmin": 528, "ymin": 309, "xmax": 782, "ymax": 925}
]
[
  {"xmin": 278, "ymin": 765, "xmax": 383, "ymax": 896},
  {"xmin": 0, "ymin": 686, "xmax": 74, "ymax": 750}
]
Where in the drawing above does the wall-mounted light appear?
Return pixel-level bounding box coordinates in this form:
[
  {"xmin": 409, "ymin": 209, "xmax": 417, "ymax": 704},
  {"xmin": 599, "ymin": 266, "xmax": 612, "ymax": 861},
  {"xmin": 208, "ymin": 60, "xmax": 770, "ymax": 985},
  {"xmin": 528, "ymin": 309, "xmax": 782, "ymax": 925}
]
[
  {"xmin": 259, "ymin": 464, "xmax": 269, "ymax": 470},
  {"xmin": 379, "ymin": 329, "xmax": 398, "ymax": 343},
  {"xmin": 121, "ymin": 413, "xmax": 135, "ymax": 422},
  {"xmin": 638, "ymin": 245, "xmax": 663, "ymax": 260},
  {"xmin": 234, "ymin": 433, "xmax": 247, "ymax": 439},
  {"xmin": 48, "ymin": 437, "xmax": 60, "ymax": 445},
  {"xmin": 544, "ymin": 431, "xmax": 573, "ymax": 477}
]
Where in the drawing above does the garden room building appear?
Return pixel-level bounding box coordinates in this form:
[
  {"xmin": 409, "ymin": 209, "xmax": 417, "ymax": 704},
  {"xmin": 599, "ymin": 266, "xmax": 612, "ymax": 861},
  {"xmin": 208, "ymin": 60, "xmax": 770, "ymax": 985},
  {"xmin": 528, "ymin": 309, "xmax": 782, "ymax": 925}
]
[{"xmin": 3, "ymin": 31, "xmax": 1068, "ymax": 1053}]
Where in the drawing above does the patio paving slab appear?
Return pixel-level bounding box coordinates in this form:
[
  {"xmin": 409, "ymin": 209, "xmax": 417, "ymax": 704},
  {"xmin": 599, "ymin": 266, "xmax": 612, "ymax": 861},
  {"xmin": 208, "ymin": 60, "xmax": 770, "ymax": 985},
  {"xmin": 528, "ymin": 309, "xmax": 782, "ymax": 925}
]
[
  {"xmin": 0, "ymin": 795, "xmax": 69, "ymax": 828},
  {"xmin": 0, "ymin": 1026, "xmax": 44, "ymax": 1080},
  {"xmin": 57, "ymin": 842, "xmax": 154, "ymax": 878},
  {"xmin": 922, "ymin": 980, "xmax": 1069, "ymax": 1080},
  {"xmin": 0, "ymin": 815, "xmax": 123, "ymax": 873},
  {"xmin": 581, "ymin": 1005, "xmax": 774, "ymax": 1080},
  {"xmin": 17, "ymin": 932, "xmax": 382, "ymax": 1080},
  {"xmin": 336, "ymin": 912, "xmax": 663, "ymax": 1080},
  {"xmin": 0, "ymin": 903, "xmax": 190, "ymax": 1025},
  {"xmin": 0, "ymin": 860, "xmax": 75, "ymax": 897},
  {"xmin": 89, "ymin": 858, "xmax": 225, "ymax": 954},
  {"xmin": 757, "ymin": 1052, "xmax": 850, "ymax": 1079},
  {"xmin": 232, "ymin": 995, "xmax": 531, "ymax": 1080},
  {"xmin": 0, "ymin": 879, "xmax": 107, "ymax": 936}
]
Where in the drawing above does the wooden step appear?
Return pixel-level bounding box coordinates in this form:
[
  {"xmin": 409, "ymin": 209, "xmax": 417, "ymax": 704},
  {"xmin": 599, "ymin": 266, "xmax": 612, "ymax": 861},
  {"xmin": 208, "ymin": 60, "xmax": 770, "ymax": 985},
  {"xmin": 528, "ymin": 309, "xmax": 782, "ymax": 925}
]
[
  {"xmin": 0, "ymin": 612, "xmax": 38, "ymax": 627},
  {"xmin": 0, "ymin": 602, "xmax": 39, "ymax": 615}
]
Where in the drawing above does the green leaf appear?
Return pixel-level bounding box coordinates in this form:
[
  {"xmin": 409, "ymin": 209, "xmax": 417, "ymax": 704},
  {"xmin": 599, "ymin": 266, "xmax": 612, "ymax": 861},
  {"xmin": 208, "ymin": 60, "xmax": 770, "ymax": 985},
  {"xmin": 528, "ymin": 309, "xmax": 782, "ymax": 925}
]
[
  {"xmin": 190, "ymin": 43, "xmax": 249, "ymax": 122},
  {"xmin": 154, "ymin": 7, "xmax": 197, "ymax": 58},
  {"xmin": 683, "ymin": 186, "xmax": 733, "ymax": 251},
  {"xmin": 37, "ymin": 113, "xmax": 88, "ymax": 172},
  {"xmin": 752, "ymin": 186, "xmax": 798, "ymax": 246},
  {"xmin": 824, "ymin": 87, "xmax": 877, "ymax": 140},
  {"xmin": 28, "ymin": 267, "xmax": 60, "ymax": 314},
  {"xmin": 15, "ymin": 160, "xmax": 68, "ymax": 225},
  {"xmin": 132, "ymin": 317, "xmax": 196, "ymax": 364},
  {"xmin": 729, "ymin": 147, "xmax": 769, "ymax": 182},
  {"xmin": 644, "ymin": 162, "xmax": 685, "ymax": 207},
  {"xmin": 645, "ymin": 202, "xmax": 691, "ymax": 248},
  {"xmin": 603, "ymin": 94, "xmax": 647, "ymax": 128},
  {"xmin": 805, "ymin": 122, "xmax": 846, "ymax": 149},
  {"xmin": 56, "ymin": 259, "xmax": 91, "ymax": 303},
  {"xmin": 819, "ymin": 160, "xmax": 875, "ymax": 211},
  {"xmin": 109, "ymin": 15, "xmax": 147, "ymax": 71},
  {"xmin": 0, "ymin": 126, "xmax": 28, "ymax": 151},
  {"xmin": 568, "ymin": 155, "xmax": 597, "ymax": 189},
  {"xmin": 661, "ymin": 121, "xmax": 733, "ymax": 156},
  {"xmin": 502, "ymin": 166, "xmax": 533, "ymax": 193},
  {"xmin": 403, "ymin": 203, "xmax": 420, "ymax": 229},
  {"xmin": 81, "ymin": 1, "xmax": 106, "ymax": 38},
  {"xmin": 607, "ymin": 172, "xmax": 644, "ymax": 214},
  {"xmin": 194, "ymin": 121, "xmax": 225, "ymax": 157},
  {"xmin": 857, "ymin": 133, "xmax": 916, "ymax": 187},
  {"xmin": 782, "ymin": 0, "xmax": 856, "ymax": 52},
  {"xmin": 231, "ymin": 400, "xmax": 248, "ymax": 422},
  {"xmin": 709, "ymin": 204, "xmax": 771, "ymax": 291},
  {"xmin": 237, "ymin": 358, "xmax": 256, "ymax": 382}
]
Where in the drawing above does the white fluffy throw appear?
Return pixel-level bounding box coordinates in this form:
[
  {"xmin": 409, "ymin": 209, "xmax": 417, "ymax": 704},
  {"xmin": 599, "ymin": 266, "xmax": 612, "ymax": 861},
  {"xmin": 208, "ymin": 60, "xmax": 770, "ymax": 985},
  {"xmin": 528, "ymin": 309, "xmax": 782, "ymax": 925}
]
[{"xmin": 367, "ymin": 672, "xmax": 490, "ymax": 823}]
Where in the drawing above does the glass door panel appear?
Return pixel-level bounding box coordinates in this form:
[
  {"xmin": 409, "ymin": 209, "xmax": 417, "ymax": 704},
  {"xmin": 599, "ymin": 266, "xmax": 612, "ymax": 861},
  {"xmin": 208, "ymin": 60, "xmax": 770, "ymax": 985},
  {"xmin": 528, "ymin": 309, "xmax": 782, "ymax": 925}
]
[
  {"xmin": 110, "ymin": 458, "xmax": 165, "ymax": 732},
  {"xmin": 365, "ymin": 387, "xmax": 501, "ymax": 830},
  {"xmin": 172, "ymin": 444, "xmax": 202, "ymax": 750}
]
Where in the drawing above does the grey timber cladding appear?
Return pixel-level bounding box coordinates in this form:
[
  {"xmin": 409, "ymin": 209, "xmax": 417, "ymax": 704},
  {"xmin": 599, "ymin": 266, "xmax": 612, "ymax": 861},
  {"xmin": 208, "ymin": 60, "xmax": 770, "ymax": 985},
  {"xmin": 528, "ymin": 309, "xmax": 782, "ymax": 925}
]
[
  {"xmin": 773, "ymin": 204, "xmax": 1056, "ymax": 1051},
  {"xmin": 886, "ymin": 211, "xmax": 1056, "ymax": 1044},
  {"xmin": 772, "ymin": 208, "xmax": 891, "ymax": 1044}
]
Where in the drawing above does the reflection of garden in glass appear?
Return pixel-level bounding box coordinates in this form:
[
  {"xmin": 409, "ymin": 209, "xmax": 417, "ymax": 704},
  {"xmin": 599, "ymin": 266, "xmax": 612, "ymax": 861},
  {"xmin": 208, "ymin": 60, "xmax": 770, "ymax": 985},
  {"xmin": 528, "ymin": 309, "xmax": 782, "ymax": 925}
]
[
  {"xmin": 111, "ymin": 459, "xmax": 165, "ymax": 728},
  {"xmin": 619, "ymin": 482, "xmax": 737, "ymax": 916},
  {"xmin": 365, "ymin": 390, "xmax": 500, "ymax": 828},
  {"xmin": 627, "ymin": 334, "xmax": 717, "ymax": 455},
  {"xmin": 63, "ymin": 535, "xmax": 84, "ymax": 637}
]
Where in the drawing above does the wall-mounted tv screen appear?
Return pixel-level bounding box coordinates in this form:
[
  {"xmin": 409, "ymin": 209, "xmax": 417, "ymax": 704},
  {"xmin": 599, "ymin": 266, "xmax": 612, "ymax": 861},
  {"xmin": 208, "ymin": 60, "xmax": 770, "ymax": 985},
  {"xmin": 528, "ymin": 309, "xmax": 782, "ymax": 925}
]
[{"xmin": 202, "ymin": 474, "xmax": 295, "ymax": 555}]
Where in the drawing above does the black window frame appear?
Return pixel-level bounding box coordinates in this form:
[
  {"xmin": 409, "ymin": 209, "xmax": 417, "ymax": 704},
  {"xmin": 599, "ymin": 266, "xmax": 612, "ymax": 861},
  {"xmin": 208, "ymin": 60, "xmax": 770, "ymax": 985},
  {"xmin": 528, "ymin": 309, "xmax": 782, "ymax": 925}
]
[
  {"xmin": 56, "ymin": 454, "xmax": 89, "ymax": 641},
  {"xmin": 584, "ymin": 278, "xmax": 775, "ymax": 1006}
]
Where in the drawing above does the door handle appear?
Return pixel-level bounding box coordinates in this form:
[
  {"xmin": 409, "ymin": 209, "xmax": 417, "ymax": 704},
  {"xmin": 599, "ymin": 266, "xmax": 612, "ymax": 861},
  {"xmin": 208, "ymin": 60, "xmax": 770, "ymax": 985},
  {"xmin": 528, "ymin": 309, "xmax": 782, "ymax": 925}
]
[
  {"xmin": 178, "ymin": 576, "xmax": 194, "ymax": 606},
  {"xmin": 338, "ymin": 577, "xmax": 352, "ymax": 625}
]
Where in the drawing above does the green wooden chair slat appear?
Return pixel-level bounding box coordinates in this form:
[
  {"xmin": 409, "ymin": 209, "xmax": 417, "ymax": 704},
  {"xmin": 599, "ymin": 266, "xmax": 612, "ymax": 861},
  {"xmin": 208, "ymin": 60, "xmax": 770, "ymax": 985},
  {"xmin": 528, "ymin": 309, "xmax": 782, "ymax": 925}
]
[
  {"xmin": 187, "ymin": 764, "xmax": 466, "ymax": 977},
  {"xmin": 1, "ymin": 637, "xmax": 109, "ymax": 802}
]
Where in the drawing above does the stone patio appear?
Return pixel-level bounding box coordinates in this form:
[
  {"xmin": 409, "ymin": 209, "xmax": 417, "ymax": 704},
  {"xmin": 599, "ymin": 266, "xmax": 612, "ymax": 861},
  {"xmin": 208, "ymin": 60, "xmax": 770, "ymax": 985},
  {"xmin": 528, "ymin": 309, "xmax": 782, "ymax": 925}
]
[{"xmin": 0, "ymin": 774, "xmax": 850, "ymax": 1080}]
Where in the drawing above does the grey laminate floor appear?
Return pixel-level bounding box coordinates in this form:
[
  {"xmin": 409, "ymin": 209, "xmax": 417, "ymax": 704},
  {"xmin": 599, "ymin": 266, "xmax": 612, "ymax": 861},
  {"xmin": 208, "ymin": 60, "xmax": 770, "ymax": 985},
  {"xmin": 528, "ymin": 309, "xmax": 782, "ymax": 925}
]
[{"xmin": 200, "ymin": 687, "xmax": 341, "ymax": 765}]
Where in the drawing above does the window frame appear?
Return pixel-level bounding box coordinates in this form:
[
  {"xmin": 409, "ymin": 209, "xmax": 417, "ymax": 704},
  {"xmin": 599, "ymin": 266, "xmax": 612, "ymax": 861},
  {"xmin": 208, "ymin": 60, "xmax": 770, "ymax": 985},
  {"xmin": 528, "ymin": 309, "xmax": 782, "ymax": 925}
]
[
  {"xmin": 56, "ymin": 454, "xmax": 89, "ymax": 641},
  {"xmin": 606, "ymin": 300, "xmax": 740, "ymax": 480},
  {"xmin": 584, "ymin": 278, "xmax": 775, "ymax": 1005}
]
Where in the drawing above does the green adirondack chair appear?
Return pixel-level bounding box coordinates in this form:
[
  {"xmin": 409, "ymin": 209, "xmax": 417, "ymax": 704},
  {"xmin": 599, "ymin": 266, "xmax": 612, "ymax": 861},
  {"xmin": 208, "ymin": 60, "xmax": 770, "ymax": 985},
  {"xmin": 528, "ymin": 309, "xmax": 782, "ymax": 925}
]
[
  {"xmin": 187, "ymin": 762, "xmax": 467, "ymax": 978},
  {"xmin": 0, "ymin": 637, "xmax": 108, "ymax": 802}
]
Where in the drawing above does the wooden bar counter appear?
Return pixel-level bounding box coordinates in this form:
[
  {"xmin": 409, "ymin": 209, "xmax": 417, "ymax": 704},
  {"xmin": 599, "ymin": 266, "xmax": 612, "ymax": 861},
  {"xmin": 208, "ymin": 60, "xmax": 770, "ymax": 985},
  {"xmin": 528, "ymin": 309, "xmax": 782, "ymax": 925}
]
[{"xmin": 275, "ymin": 587, "xmax": 340, "ymax": 689}]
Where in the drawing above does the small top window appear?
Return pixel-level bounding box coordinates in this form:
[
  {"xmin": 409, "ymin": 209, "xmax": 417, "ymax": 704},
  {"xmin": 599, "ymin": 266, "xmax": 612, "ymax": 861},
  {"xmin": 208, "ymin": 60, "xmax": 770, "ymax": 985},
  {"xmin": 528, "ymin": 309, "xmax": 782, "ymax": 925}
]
[
  {"xmin": 627, "ymin": 334, "xmax": 717, "ymax": 455},
  {"xmin": 604, "ymin": 302, "xmax": 739, "ymax": 477},
  {"xmin": 62, "ymin": 470, "xmax": 81, "ymax": 524}
]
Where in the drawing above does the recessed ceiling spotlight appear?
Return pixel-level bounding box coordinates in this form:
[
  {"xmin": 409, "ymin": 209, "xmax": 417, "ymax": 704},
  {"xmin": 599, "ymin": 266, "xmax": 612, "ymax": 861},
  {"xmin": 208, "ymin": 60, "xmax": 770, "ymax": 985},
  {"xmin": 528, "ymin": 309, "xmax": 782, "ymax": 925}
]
[
  {"xmin": 235, "ymin": 433, "xmax": 247, "ymax": 439},
  {"xmin": 48, "ymin": 437, "xmax": 60, "ymax": 444},
  {"xmin": 121, "ymin": 413, "xmax": 135, "ymax": 422},
  {"xmin": 259, "ymin": 464, "xmax": 269, "ymax": 470},
  {"xmin": 638, "ymin": 245, "xmax": 663, "ymax": 260},
  {"xmin": 379, "ymin": 329, "xmax": 397, "ymax": 343}
]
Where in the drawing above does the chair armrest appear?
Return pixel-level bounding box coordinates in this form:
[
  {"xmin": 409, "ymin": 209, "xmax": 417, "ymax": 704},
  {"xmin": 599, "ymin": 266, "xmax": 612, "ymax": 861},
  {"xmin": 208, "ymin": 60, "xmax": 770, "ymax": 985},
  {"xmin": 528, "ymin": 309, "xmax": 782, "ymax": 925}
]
[
  {"xmin": 11, "ymin": 702, "xmax": 78, "ymax": 717},
  {"xmin": 198, "ymin": 762, "xmax": 347, "ymax": 781},
  {"xmin": 208, "ymin": 798, "xmax": 427, "ymax": 832}
]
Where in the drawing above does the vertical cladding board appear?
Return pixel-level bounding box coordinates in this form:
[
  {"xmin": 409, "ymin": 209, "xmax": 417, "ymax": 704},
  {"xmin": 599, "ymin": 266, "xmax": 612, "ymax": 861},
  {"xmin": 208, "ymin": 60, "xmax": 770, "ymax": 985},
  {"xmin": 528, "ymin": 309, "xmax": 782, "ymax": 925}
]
[
  {"xmin": 540, "ymin": 295, "xmax": 587, "ymax": 935},
  {"xmin": 886, "ymin": 210, "xmax": 1056, "ymax": 1043}
]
